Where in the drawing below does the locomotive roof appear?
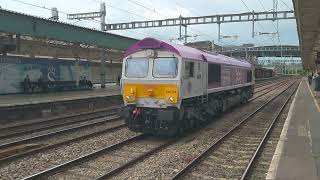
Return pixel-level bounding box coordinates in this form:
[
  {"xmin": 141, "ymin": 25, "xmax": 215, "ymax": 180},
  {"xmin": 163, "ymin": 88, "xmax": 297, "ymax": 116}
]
[{"xmin": 125, "ymin": 38, "xmax": 252, "ymax": 68}]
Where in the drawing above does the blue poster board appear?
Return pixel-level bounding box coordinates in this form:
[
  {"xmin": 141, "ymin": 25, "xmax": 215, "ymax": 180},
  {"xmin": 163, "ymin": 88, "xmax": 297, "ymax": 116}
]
[{"xmin": 0, "ymin": 55, "xmax": 91, "ymax": 94}]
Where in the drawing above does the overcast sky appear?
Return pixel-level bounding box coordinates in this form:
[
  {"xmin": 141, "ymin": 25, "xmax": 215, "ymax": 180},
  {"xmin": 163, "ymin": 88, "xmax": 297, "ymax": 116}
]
[{"xmin": 0, "ymin": 0, "xmax": 298, "ymax": 47}]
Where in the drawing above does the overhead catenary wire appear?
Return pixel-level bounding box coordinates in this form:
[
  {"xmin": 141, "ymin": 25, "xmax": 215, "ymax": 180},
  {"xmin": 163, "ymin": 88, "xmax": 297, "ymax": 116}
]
[
  {"xmin": 95, "ymin": 0, "xmax": 178, "ymax": 39},
  {"xmin": 7, "ymin": 0, "xmax": 106, "ymax": 27},
  {"xmin": 11, "ymin": 0, "xmax": 164, "ymax": 38},
  {"xmin": 9, "ymin": 0, "xmax": 67, "ymax": 14},
  {"xmin": 118, "ymin": 0, "xmax": 240, "ymax": 51},
  {"xmin": 127, "ymin": 0, "xmax": 168, "ymax": 18},
  {"xmin": 171, "ymin": 1, "xmax": 234, "ymax": 47},
  {"xmin": 125, "ymin": 0, "xmax": 227, "ymax": 45},
  {"xmin": 279, "ymin": 0, "xmax": 293, "ymax": 11},
  {"xmin": 257, "ymin": 0, "xmax": 268, "ymax": 12},
  {"xmin": 256, "ymin": 0, "xmax": 280, "ymax": 36},
  {"xmin": 125, "ymin": 0, "xmax": 181, "ymax": 39},
  {"xmin": 172, "ymin": 1, "xmax": 236, "ymax": 48},
  {"xmin": 91, "ymin": 0, "xmax": 173, "ymax": 38},
  {"xmin": 7, "ymin": 0, "xmax": 288, "ymax": 48},
  {"xmin": 175, "ymin": 1, "xmax": 202, "ymax": 16},
  {"xmin": 134, "ymin": 0, "xmax": 231, "ymax": 46},
  {"xmin": 239, "ymin": 0, "xmax": 266, "ymax": 32},
  {"xmin": 88, "ymin": 1, "xmax": 261, "ymax": 56},
  {"xmin": 241, "ymin": 0, "xmax": 280, "ymax": 47}
]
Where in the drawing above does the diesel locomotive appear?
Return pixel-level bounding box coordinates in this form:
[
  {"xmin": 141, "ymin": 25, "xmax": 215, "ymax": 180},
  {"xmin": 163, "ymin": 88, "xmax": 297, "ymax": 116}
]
[{"xmin": 120, "ymin": 38, "xmax": 254, "ymax": 136}]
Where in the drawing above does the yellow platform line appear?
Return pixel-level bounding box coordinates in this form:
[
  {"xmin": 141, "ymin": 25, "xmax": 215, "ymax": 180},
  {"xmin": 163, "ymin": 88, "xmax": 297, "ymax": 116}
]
[{"xmin": 306, "ymin": 80, "xmax": 320, "ymax": 112}]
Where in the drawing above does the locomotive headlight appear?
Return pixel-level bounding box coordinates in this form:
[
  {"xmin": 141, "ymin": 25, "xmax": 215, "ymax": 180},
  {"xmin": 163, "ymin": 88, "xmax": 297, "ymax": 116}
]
[
  {"xmin": 125, "ymin": 95, "xmax": 136, "ymax": 102},
  {"xmin": 166, "ymin": 97, "xmax": 176, "ymax": 104},
  {"xmin": 123, "ymin": 84, "xmax": 136, "ymax": 103},
  {"xmin": 165, "ymin": 86, "xmax": 179, "ymax": 104}
]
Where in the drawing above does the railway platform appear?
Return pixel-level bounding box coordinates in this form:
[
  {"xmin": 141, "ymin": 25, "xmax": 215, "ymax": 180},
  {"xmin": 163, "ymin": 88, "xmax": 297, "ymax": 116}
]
[
  {"xmin": 0, "ymin": 84, "xmax": 120, "ymax": 108},
  {"xmin": 267, "ymin": 78, "xmax": 320, "ymax": 180},
  {"xmin": 0, "ymin": 84, "xmax": 121, "ymax": 122}
]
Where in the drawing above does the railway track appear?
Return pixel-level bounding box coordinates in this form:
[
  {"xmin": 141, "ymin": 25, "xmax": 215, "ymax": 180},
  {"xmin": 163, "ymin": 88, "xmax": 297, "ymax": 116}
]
[
  {"xmin": 0, "ymin": 78, "xmax": 297, "ymax": 180},
  {"xmin": 100, "ymin": 79, "xmax": 298, "ymax": 180},
  {"xmin": 21, "ymin": 134, "xmax": 177, "ymax": 180},
  {"xmin": 244, "ymin": 103, "xmax": 291, "ymax": 180},
  {"xmin": 254, "ymin": 77, "xmax": 283, "ymax": 88},
  {"xmin": 0, "ymin": 106, "xmax": 120, "ymax": 140},
  {"xmin": 254, "ymin": 77, "xmax": 294, "ymax": 94},
  {"xmin": 250, "ymin": 78, "xmax": 296, "ymax": 101},
  {"xmin": 47, "ymin": 81, "xmax": 297, "ymax": 180},
  {"xmin": 0, "ymin": 114, "xmax": 125, "ymax": 163},
  {"xmin": 12, "ymin": 82, "xmax": 289, "ymax": 179},
  {"xmin": 170, "ymin": 80, "xmax": 299, "ymax": 179},
  {"xmin": 0, "ymin": 123, "xmax": 138, "ymax": 180},
  {"xmin": 0, "ymin": 77, "xmax": 283, "ymax": 143}
]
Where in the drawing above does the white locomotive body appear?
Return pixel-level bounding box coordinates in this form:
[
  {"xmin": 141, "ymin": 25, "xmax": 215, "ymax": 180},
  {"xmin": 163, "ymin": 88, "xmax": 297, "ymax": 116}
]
[{"xmin": 121, "ymin": 38, "xmax": 254, "ymax": 136}]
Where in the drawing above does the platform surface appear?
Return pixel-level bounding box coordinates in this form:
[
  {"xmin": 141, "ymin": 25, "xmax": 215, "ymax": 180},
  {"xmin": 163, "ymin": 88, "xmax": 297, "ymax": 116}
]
[
  {"xmin": 0, "ymin": 84, "xmax": 121, "ymax": 108},
  {"xmin": 267, "ymin": 78, "xmax": 320, "ymax": 180}
]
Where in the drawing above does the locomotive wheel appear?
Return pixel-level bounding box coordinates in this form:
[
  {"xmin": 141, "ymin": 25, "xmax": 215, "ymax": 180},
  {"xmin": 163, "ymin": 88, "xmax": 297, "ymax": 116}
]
[
  {"xmin": 179, "ymin": 107, "xmax": 190, "ymax": 131},
  {"xmin": 216, "ymin": 98, "xmax": 224, "ymax": 114},
  {"xmin": 157, "ymin": 122, "xmax": 179, "ymax": 137},
  {"xmin": 159, "ymin": 110, "xmax": 184, "ymax": 137}
]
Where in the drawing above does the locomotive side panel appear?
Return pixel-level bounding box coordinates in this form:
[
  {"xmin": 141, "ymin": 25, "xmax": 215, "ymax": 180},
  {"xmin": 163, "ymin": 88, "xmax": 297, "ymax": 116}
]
[
  {"xmin": 221, "ymin": 65, "xmax": 232, "ymax": 86},
  {"xmin": 180, "ymin": 59, "xmax": 207, "ymax": 99}
]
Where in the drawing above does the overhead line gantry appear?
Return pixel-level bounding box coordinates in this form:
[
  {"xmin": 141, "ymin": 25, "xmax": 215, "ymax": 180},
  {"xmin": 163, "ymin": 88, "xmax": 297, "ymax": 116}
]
[{"xmin": 104, "ymin": 10, "xmax": 295, "ymax": 42}]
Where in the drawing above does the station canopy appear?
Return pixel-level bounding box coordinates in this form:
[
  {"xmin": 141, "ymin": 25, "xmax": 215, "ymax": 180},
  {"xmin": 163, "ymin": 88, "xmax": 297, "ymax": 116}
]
[{"xmin": 293, "ymin": 0, "xmax": 320, "ymax": 70}]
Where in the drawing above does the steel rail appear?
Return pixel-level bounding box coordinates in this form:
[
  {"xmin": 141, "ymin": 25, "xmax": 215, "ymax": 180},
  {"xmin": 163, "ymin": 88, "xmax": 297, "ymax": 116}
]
[
  {"xmin": 249, "ymin": 80, "xmax": 291, "ymax": 102},
  {"xmin": 0, "ymin": 123, "xmax": 126, "ymax": 164},
  {"xmin": 239, "ymin": 80, "xmax": 300, "ymax": 180},
  {"xmin": 254, "ymin": 78, "xmax": 292, "ymax": 93},
  {"xmin": 254, "ymin": 77, "xmax": 284, "ymax": 88},
  {"xmin": 0, "ymin": 105, "xmax": 120, "ymax": 131},
  {"xmin": 0, "ymin": 115, "xmax": 122, "ymax": 150},
  {"xmin": 170, "ymin": 80, "xmax": 298, "ymax": 179},
  {"xmin": 14, "ymin": 78, "xmax": 294, "ymax": 179},
  {"xmin": 95, "ymin": 138, "xmax": 177, "ymax": 179},
  {"xmin": 0, "ymin": 107, "xmax": 120, "ymax": 140},
  {"xmin": 97, "ymin": 79, "xmax": 296, "ymax": 180},
  {"xmin": 254, "ymin": 77, "xmax": 291, "ymax": 88},
  {"xmin": 21, "ymin": 134, "xmax": 146, "ymax": 180}
]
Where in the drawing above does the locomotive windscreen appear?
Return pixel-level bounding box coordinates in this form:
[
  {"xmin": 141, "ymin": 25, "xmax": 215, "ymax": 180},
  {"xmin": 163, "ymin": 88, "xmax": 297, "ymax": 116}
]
[
  {"xmin": 153, "ymin": 57, "xmax": 178, "ymax": 78},
  {"xmin": 125, "ymin": 58, "xmax": 149, "ymax": 78}
]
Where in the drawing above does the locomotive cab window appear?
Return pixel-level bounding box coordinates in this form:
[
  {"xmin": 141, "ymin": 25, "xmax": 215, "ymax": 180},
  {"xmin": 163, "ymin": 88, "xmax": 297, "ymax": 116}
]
[
  {"xmin": 153, "ymin": 57, "xmax": 178, "ymax": 78},
  {"xmin": 247, "ymin": 70, "xmax": 252, "ymax": 83},
  {"xmin": 184, "ymin": 61, "xmax": 194, "ymax": 78},
  {"xmin": 125, "ymin": 58, "xmax": 149, "ymax": 78},
  {"xmin": 208, "ymin": 64, "xmax": 221, "ymax": 88}
]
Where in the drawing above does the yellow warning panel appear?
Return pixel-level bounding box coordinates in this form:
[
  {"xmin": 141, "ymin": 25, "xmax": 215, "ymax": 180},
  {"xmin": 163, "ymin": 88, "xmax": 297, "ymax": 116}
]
[{"xmin": 123, "ymin": 84, "xmax": 179, "ymax": 103}]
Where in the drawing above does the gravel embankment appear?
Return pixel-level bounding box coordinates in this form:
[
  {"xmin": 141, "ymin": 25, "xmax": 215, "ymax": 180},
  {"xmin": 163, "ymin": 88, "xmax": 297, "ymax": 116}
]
[
  {"xmin": 0, "ymin": 127, "xmax": 139, "ymax": 180},
  {"xmin": 47, "ymin": 138, "xmax": 167, "ymax": 179}
]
